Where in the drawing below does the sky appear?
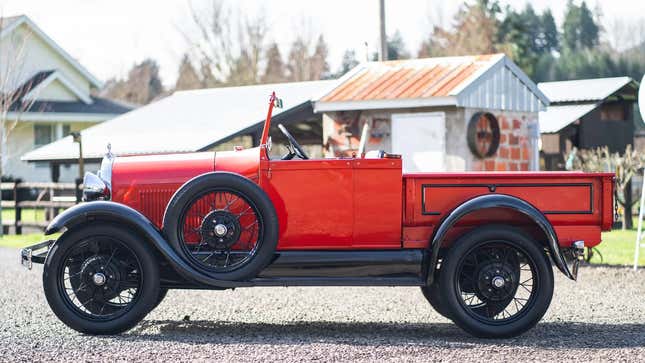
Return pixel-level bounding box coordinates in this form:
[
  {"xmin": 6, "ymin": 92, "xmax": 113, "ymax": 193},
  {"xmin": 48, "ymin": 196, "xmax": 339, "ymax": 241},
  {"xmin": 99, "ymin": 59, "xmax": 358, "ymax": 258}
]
[{"xmin": 0, "ymin": 0, "xmax": 643, "ymax": 87}]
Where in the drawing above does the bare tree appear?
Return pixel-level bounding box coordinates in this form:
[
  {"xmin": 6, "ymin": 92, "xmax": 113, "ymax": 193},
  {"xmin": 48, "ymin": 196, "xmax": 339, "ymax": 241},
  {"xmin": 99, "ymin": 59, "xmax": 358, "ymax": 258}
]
[
  {"xmin": 0, "ymin": 17, "xmax": 40, "ymax": 235},
  {"xmin": 287, "ymin": 37, "xmax": 311, "ymax": 82},
  {"xmin": 182, "ymin": 0, "xmax": 267, "ymax": 86},
  {"xmin": 261, "ymin": 42, "xmax": 287, "ymax": 84},
  {"xmin": 100, "ymin": 59, "xmax": 164, "ymax": 105},
  {"xmin": 568, "ymin": 145, "xmax": 644, "ymax": 230}
]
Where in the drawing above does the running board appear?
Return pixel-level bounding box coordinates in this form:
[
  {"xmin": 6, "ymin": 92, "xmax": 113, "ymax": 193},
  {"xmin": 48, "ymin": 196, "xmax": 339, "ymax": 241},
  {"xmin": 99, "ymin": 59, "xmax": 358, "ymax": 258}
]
[{"xmin": 248, "ymin": 276, "xmax": 425, "ymax": 287}]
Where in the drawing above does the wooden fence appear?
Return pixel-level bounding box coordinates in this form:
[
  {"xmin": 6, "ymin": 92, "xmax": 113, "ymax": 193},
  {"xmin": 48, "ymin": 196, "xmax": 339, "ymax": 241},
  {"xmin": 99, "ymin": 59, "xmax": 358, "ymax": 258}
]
[{"xmin": 1, "ymin": 180, "xmax": 82, "ymax": 235}]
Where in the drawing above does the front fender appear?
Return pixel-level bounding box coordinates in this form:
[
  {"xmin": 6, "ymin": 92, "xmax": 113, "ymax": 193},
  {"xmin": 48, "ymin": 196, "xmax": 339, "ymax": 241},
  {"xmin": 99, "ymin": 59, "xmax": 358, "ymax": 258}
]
[
  {"xmin": 428, "ymin": 194, "xmax": 574, "ymax": 283},
  {"xmin": 46, "ymin": 201, "xmax": 250, "ymax": 288}
]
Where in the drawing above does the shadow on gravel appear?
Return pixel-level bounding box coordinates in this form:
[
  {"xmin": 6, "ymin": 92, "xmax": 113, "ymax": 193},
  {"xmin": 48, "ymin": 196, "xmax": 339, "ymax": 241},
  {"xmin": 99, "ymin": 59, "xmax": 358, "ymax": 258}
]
[{"xmin": 124, "ymin": 320, "xmax": 645, "ymax": 348}]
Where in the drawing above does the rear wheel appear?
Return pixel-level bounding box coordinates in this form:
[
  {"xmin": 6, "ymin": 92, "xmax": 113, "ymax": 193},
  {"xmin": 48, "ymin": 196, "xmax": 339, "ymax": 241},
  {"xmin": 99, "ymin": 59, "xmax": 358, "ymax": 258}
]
[
  {"xmin": 43, "ymin": 224, "xmax": 160, "ymax": 335},
  {"xmin": 439, "ymin": 226, "xmax": 554, "ymax": 338},
  {"xmin": 420, "ymin": 283, "xmax": 452, "ymax": 320}
]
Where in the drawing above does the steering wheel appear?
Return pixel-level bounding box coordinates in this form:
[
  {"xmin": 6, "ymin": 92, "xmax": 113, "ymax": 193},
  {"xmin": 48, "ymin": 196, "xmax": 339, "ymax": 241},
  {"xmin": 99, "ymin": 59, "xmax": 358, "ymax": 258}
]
[{"xmin": 278, "ymin": 124, "xmax": 309, "ymax": 160}]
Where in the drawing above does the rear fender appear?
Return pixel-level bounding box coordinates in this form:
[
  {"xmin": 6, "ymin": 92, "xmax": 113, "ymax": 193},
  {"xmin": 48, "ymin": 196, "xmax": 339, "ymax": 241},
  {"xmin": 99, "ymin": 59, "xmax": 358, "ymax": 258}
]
[
  {"xmin": 46, "ymin": 201, "xmax": 249, "ymax": 288},
  {"xmin": 427, "ymin": 194, "xmax": 574, "ymax": 284}
]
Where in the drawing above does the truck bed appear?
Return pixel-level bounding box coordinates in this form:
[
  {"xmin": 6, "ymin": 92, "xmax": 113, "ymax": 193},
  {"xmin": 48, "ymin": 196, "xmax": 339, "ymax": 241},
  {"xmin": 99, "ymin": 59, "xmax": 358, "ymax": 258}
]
[{"xmin": 402, "ymin": 171, "xmax": 615, "ymax": 249}]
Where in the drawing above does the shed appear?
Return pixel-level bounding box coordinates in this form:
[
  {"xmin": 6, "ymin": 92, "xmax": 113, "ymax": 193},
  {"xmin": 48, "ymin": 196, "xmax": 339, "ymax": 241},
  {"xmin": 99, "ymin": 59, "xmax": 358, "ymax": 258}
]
[
  {"xmin": 538, "ymin": 77, "xmax": 639, "ymax": 170},
  {"xmin": 315, "ymin": 54, "xmax": 548, "ymax": 172}
]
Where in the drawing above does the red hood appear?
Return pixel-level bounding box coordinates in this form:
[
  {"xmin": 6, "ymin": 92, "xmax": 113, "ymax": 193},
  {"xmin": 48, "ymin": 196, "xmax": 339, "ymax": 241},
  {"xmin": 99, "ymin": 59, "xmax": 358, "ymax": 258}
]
[{"xmin": 110, "ymin": 147, "xmax": 261, "ymax": 227}]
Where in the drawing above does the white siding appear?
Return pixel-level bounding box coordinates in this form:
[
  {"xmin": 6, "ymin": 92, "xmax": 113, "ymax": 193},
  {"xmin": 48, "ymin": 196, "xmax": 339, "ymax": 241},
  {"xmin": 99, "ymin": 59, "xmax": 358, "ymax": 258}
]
[
  {"xmin": 36, "ymin": 79, "xmax": 79, "ymax": 102},
  {"xmin": 4, "ymin": 121, "xmax": 99, "ymax": 181},
  {"xmin": 0, "ymin": 23, "xmax": 91, "ymax": 95}
]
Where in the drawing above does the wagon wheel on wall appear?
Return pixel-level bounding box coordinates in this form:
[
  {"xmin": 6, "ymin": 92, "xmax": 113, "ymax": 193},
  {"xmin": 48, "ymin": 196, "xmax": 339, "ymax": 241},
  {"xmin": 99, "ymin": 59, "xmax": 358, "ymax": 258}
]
[{"xmin": 467, "ymin": 113, "xmax": 501, "ymax": 158}]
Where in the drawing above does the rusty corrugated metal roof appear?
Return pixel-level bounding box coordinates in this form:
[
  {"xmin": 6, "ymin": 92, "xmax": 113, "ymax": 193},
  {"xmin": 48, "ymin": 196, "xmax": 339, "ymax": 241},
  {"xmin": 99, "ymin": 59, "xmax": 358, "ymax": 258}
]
[
  {"xmin": 315, "ymin": 53, "xmax": 549, "ymax": 113},
  {"xmin": 320, "ymin": 54, "xmax": 501, "ymax": 102}
]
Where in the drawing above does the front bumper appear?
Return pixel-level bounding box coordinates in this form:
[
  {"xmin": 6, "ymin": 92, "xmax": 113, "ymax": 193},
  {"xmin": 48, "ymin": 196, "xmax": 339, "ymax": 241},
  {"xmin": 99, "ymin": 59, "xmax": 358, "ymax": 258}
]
[{"xmin": 20, "ymin": 240, "xmax": 54, "ymax": 270}]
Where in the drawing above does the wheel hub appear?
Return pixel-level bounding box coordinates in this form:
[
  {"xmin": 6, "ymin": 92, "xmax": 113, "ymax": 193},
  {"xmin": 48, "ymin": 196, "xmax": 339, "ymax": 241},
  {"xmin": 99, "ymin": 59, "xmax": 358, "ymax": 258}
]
[
  {"xmin": 477, "ymin": 262, "xmax": 516, "ymax": 301},
  {"xmin": 92, "ymin": 272, "xmax": 107, "ymax": 286},
  {"xmin": 491, "ymin": 275, "xmax": 505, "ymax": 288},
  {"xmin": 200, "ymin": 210, "xmax": 241, "ymax": 249},
  {"xmin": 80, "ymin": 255, "xmax": 123, "ymax": 301},
  {"xmin": 214, "ymin": 223, "xmax": 228, "ymax": 237}
]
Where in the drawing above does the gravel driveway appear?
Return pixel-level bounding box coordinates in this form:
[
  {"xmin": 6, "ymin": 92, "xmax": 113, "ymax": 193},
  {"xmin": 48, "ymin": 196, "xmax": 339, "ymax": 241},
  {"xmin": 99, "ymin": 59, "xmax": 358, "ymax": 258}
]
[{"xmin": 1, "ymin": 247, "xmax": 644, "ymax": 362}]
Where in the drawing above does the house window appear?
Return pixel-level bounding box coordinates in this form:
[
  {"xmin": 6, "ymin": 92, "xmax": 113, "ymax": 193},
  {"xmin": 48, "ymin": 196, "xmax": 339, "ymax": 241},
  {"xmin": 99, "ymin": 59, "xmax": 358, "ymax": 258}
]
[
  {"xmin": 34, "ymin": 124, "xmax": 53, "ymax": 146},
  {"xmin": 600, "ymin": 103, "xmax": 625, "ymax": 121},
  {"xmin": 62, "ymin": 124, "xmax": 71, "ymax": 137}
]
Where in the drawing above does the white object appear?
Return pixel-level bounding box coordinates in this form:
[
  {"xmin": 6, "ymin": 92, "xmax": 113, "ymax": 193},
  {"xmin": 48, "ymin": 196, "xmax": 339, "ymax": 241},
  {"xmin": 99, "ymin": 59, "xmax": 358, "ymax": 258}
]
[
  {"xmin": 391, "ymin": 112, "xmax": 445, "ymax": 172},
  {"xmin": 635, "ymin": 73, "xmax": 645, "ymax": 271}
]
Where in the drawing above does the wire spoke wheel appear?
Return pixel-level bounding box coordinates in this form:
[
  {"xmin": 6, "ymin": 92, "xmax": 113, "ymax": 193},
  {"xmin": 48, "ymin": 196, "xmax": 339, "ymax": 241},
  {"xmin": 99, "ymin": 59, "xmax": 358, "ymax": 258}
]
[
  {"xmin": 58, "ymin": 236, "xmax": 143, "ymax": 321},
  {"xmin": 455, "ymin": 240, "xmax": 538, "ymax": 325},
  {"xmin": 178, "ymin": 188, "xmax": 264, "ymax": 273}
]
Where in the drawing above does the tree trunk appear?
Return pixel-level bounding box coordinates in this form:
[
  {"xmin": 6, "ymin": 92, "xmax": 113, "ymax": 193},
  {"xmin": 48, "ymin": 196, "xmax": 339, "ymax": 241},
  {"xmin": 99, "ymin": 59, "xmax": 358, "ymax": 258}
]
[{"xmin": 623, "ymin": 181, "xmax": 633, "ymax": 230}]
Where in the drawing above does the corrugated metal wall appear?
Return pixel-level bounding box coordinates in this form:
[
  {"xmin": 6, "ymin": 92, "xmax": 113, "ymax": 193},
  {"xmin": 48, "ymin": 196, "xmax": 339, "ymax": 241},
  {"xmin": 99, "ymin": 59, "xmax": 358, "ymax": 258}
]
[{"xmin": 458, "ymin": 63, "xmax": 544, "ymax": 113}]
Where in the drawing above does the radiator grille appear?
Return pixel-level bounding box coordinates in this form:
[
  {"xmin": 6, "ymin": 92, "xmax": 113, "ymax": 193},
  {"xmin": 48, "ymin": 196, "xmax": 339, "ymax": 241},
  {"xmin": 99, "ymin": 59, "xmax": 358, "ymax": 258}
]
[{"xmin": 139, "ymin": 188, "xmax": 176, "ymax": 227}]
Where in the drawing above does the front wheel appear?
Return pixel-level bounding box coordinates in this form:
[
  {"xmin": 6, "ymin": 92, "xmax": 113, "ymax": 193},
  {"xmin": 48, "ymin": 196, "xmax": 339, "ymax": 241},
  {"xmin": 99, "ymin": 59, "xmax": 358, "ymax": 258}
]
[
  {"xmin": 43, "ymin": 223, "xmax": 160, "ymax": 335},
  {"xmin": 439, "ymin": 226, "xmax": 554, "ymax": 338}
]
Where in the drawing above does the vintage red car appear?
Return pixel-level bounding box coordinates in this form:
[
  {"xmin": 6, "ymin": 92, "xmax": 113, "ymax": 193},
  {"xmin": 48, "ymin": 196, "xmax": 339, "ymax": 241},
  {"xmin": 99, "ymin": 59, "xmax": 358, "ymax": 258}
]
[{"xmin": 21, "ymin": 93, "xmax": 615, "ymax": 338}]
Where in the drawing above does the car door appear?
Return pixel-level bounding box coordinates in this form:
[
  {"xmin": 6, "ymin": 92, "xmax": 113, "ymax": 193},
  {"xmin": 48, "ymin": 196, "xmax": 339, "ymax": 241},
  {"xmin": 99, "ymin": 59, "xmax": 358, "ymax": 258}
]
[{"xmin": 260, "ymin": 158, "xmax": 354, "ymax": 249}]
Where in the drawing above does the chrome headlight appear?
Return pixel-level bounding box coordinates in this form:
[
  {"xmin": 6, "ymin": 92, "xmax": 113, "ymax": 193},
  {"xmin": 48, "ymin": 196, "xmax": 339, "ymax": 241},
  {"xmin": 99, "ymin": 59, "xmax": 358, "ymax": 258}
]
[
  {"xmin": 83, "ymin": 172, "xmax": 109, "ymax": 201},
  {"xmin": 97, "ymin": 154, "xmax": 113, "ymax": 192},
  {"xmin": 84, "ymin": 153, "xmax": 113, "ymax": 201}
]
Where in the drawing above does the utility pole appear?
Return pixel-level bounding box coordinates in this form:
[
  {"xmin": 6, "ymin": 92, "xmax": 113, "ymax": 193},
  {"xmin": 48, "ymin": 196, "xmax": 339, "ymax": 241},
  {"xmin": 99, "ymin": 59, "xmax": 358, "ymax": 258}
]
[{"xmin": 379, "ymin": 0, "xmax": 387, "ymax": 61}]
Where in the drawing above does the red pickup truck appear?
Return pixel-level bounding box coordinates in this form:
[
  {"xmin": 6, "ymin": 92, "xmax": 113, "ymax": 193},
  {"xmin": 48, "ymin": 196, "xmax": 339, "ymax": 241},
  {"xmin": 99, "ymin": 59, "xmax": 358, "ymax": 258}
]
[{"xmin": 21, "ymin": 93, "xmax": 614, "ymax": 338}]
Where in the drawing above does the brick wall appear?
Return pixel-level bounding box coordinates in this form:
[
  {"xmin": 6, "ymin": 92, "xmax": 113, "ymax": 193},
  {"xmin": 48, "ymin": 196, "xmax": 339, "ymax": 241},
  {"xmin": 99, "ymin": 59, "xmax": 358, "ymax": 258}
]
[
  {"xmin": 322, "ymin": 107, "xmax": 538, "ymax": 172},
  {"xmin": 470, "ymin": 112, "xmax": 534, "ymax": 172}
]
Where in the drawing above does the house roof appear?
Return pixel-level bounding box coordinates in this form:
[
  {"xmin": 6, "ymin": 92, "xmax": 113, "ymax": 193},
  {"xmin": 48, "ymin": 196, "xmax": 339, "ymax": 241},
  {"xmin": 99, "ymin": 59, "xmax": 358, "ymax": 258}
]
[
  {"xmin": 537, "ymin": 76, "xmax": 640, "ymax": 134},
  {"xmin": 315, "ymin": 53, "xmax": 549, "ymax": 113},
  {"xmin": 6, "ymin": 69, "xmax": 131, "ymax": 122},
  {"xmin": 9, "ymin": 70, "xmax": 55, "ymax": 100},
  {"xmin": 16, "ymin": 69, "xmax": 94, "ymax": 104},
  {"xmin": 16, "ymin": 96, "xmax": 132, "ymax": 116},
  {"xmin": 21, "ymin": 80, "xmax": 336, "ymax": 162},
  {"xmin": 538, "ymin": 77, "xmax": 637, "ymax": 104},
  {"xmin": 539, "ymin": 103, "xmax": 597, "ymax": 133},
  {"xmin": 0, "ymin": 15, "xmax": 103, "ymax": 88}
]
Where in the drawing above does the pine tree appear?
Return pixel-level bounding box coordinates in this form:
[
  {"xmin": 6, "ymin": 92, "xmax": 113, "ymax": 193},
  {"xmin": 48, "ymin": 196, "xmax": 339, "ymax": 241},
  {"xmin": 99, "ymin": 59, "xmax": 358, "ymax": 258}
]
[
  {"xmin": 174, "ymin": 54, "xmax": 202, "ymax": 91},
  {"xmin": 333, "ymin": 49, "xmax": 360, "ymax": 78},
  {"xmin": 563, "ymin": 0, "xmax": 599, "ymax": 51},
  {"xmin": 387, "ymin": 30, "xmax": 410, "ymax": 60},
  {"xmin": 261, "ymin": 43, "xmax": 287, "ymax": 84},
  {"xmin": 309, "ymin": 35, "xmax": 330, "ymax": 80}
]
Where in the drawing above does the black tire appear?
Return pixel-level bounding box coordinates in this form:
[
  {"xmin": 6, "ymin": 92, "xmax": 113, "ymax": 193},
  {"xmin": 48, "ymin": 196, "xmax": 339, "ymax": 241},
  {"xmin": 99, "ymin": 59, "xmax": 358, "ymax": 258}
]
[
  {"xmin": 163, "ymin": 172, "xmax": 279, "ymax": 281},
  {"xmin": 152, "ymin": 288, "xmax": 168, "ymax": 310},
  {"xmin": 439, "ymin": 225, "xmax": 554, "ymax": 338},
  {"xmin": 421, "ymin": 284, "xmax": 452, "ymax": 319},
  {"xmin": 43, "ymin": 223, "xmax": 160, "ymax": 335}
]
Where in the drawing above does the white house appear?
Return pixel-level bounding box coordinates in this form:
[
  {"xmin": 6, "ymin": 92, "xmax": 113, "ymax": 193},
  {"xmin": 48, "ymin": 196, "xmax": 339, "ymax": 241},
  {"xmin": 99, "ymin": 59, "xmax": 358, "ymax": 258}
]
[{"xmin": 1, "ymin": 15, "xmax": 131, "ymax": 182}]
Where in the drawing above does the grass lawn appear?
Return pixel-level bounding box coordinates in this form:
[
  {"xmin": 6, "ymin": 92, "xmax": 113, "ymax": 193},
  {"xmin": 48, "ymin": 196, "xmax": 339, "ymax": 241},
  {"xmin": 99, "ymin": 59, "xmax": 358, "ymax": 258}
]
[
  {"xmin": 1, "ymin": 208, "xmax": 47, "ymax": 223},
  {"xmin": 0, "ymin": 233, "xmax": 50, "ymax": 248},
  {"xmin": 593, "ymin": 228, "xmax": 645, "ymax": 267}
]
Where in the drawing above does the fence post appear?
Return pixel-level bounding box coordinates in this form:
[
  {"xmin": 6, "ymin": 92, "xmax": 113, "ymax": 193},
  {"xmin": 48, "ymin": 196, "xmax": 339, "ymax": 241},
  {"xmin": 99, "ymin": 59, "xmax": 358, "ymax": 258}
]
[
  {"xmin": 75, "ymin": 178, "xmax": 83, "ymax": 204},
  {"xmin": 13, "ymin": 182, "xmax": 21, "ymax": 235}
]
